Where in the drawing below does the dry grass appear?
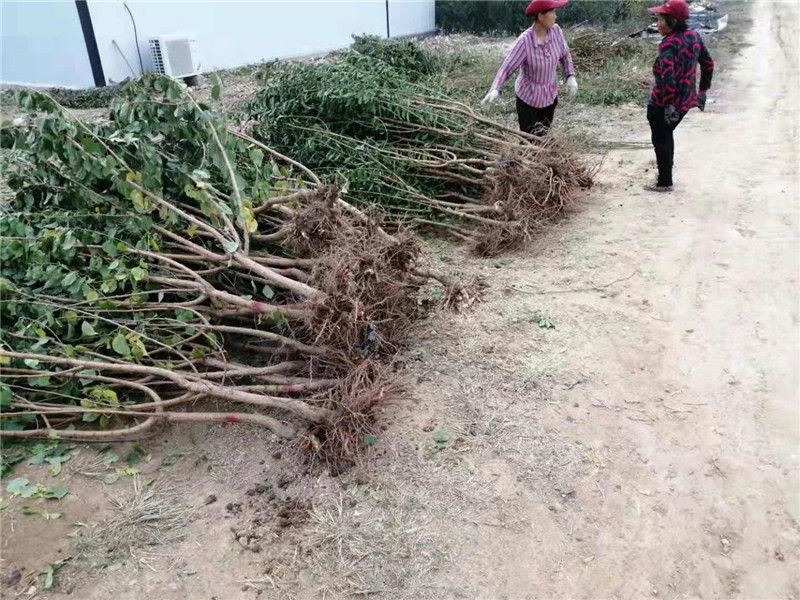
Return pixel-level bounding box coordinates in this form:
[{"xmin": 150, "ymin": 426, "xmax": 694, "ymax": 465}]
[
  {"xmin": 236, "ymin": 267, "xmax": 590, "ymax": 597},
  {"xmin": 75, "ymin": 476, "xmax": 195, "ymax": 572}
]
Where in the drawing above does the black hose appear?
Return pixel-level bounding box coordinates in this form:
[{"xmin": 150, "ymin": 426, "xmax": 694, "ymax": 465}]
[{"xmin": 124, "ymin": 2, "xmax": 145, "ymax": 76}]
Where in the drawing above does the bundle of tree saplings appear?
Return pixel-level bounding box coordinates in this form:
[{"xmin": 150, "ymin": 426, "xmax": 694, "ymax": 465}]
[
  {"xmin": 0, "ymin": 76, "xmax": 462, "ymax": 461},
  {"xmin": 241, "ymin": 43, "xmax": 593, "ymax": 255}
]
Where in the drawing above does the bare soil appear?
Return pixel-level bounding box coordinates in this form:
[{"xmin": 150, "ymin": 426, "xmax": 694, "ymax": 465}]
[{"xmin": 1, "ymin": 2, "xmax": 798, "ymax": 598}]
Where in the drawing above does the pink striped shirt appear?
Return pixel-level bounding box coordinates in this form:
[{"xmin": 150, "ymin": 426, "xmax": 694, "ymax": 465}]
[{"xmin": 491, "ymin": 24, "xmax": 575, "ymax": 108}]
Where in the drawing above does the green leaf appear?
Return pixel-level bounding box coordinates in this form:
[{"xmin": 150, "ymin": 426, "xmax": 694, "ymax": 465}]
[
  {"xmin": 80, "ymin": 137, "xmax": 102, "ymax": 155},
  {"xmin": 62, "ymin": 272, "xmax": 78, "ymax": 287},
  {"xmin": 0, "ymin": 386, "xmax": 11, "ymax": 406},
  {"xmin": 222, "ymin": 239, "xmax": 240, "ymax": 254},
  {"xmin": 262, "ymin": 285, "xmax": 275, "ymax": 300},
  {"xmin": 6, "ymin": 477, "xmax": 30, "ymax": 494},
  {"xmin": 46, "ymin": 454, "xmax": 71, "ymax": 476},
  {"xmin": 537, "ymin": 317, "xmax": 555, "ymax": 330},
  {"xmin": 101, "ymin": 239, "xmax": 119, "ymax": 257},
  {"xmin": 40, "ymin": 557, "xmax": 70, "ymax": 590},
  {"xmin": 102, "ymin": 452, "xmax": 119, "ymax": 464},
  {"xmin": 211, "ymin": 83, "xmax": 221, "ymax": 101},
  {"xmin": 103, "ymin": 474, "xmax": 119, "ymax": 485},
  {"xmin": 127, "ymin": 452, "xmax": 141, "ymax": 466},
  {"xmin": 81, "ymin": 321, "xmax": 97, "ymax": 337},
  {"xmin": 29, "ymin": 451, "xmax": 47, "ymax": 465},
  {"xmin": 132, "ymin": 443, "xmax": 150, "ymax": 461},
  {"xmin": 250, "ymin": 149, "xmax": 264, "ymax": 167},
  {"xmin": 28, "ymin": 375, "xmax": 51, "ymax": 388},
  {"xmin": 112, "ymin": 334, "xmax": 131, "ymax": 356},
  {"xmin": 48, "ymin": 485, "xmax": 70, "ymax": 500},
  {"xmin": 434, "ymin": 430, "xmax": 451, "ymax": 444},
  {"xmin": 22, "ymin": 505, "xmax": 41, "ymax": 515},
  {"xmin": 23, "ymin": 358, "xmax": 40, "ymax": 368},
  {"xmin": 19, "ymin": 485, "xmax": 39, "ymax": 498},
  {"xmin": 364, "ymin": 436, "xmax": 379, "ymax": 446},
  {"xmin": 43, "ymin": 512, "xmax": 62, "ymax": 520},
  {"xmin": 174, "ymin": 309, "xmax": 194, "ymax": 323},
  {"xmin": 42, "ymin": 565, "xmax": 54, "ymax": 590},
  {"xmin": 129, "ymin": 267, "xmax": 147, "ymax": 282}
]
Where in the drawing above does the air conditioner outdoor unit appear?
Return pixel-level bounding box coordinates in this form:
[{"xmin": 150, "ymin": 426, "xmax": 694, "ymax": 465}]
[{"xmin": 149, "ymin": 36, "xmax": 200, "ymax": 78}]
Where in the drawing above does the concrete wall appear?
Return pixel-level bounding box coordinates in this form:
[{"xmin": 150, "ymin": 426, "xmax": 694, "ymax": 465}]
[
  {"xmin": 1, "ymin": 1, "xmax": 95, "ymax": 89},
  {"xmin": 0, "ymin": 1, "xmax": 435, "ymax": 89},
  {"xmin": 2, "ymin": 1, "xmax": 436, "ymax": 89},
  {"xmin": 389, "ymin": 0, "xmax": 435, "ymax": 38},
  {"xmin": 88, "ymin": 1, "xmax": 400, "ymax": 85}
]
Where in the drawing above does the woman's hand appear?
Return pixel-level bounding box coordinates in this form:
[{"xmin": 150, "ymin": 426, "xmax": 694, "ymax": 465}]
[
  {"xmin": 566, "ymin": 76, "xmax": 578, "ymax": 98},
  {"xmin": 481, "ymin": 90, "xmax": 500, "ymax": 106},
  {"xmin": 698, "ymin": 91, "xmax": 707, "ymax": 111},
  {"xmin": 664, "ymin": 104, "xmax": 681, "ymax": 126}
]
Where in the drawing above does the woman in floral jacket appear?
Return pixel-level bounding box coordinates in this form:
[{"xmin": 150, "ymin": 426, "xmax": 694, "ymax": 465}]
[{"xmin": 646, "ymin": 0, "xmax": 715, "ymax": 192}]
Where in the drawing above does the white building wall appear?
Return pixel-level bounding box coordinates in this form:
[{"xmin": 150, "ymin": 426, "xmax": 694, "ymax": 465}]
[
  {"xmin": 1, "ymin": 0, "xmax": 436, "ymax": 89},
  {"xmin": 389, "ymin": 0, "xmax": 435, "ymax": 38},
  {"xmin": 89, "ymin": 0, "xmax": 436, "ymax": 87},
  {"xmin": 1, "ymin": 1, "xmax": 95, "ymax": 89}
]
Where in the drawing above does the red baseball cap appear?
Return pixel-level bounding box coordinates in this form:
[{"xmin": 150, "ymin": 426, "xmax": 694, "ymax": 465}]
[
  {"xmin": 526, "ymin": 0, "xmax": 568, "ymax": 17},
  {"xmin": 648, "ymin": 0, "xmax": 690, "ymax": 22}
]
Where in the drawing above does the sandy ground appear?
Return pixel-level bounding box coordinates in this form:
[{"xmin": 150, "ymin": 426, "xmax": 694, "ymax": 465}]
[
  {"xmin": 1, "ymin": 2, "xmax": 797, "ymax": 598},
  {"xmin": 418, "ymin": 1, "xmax": 800, "ymax": 597}
]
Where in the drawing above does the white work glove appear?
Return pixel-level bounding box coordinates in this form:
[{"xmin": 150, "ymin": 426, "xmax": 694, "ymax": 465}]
[
  {"xmin": 566, "ymin": 76, "xmax": 578, "ymax": 98},
  {"xmin": 481, "ymin": 89, "xmax": 500, "ymax": 106}
]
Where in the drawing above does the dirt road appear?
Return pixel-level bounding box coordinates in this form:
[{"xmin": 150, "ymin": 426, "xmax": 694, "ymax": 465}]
[{"xmin": 420, "ymin": 2, "xmax": 799, "ymax": 597}]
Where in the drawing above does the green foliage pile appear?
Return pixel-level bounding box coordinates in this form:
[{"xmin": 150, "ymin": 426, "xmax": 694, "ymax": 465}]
[
  {"xmin": 0, "ymin": 75, "xmax": 447, "ymax": 460},
  {"xmin": 350, "ymin": 35, "xmax": 445, "ymax": 80},
  {"xmin": 242, "ymin": 43, "xmax": 591, "ymax": 254},
  {"xmin": 1, "ymin": 85, "xmax": 123, "ymax": 111}
]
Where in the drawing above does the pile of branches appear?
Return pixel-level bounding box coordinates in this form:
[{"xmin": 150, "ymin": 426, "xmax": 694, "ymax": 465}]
[
  {"xmin": 0, "ymin": 76, "xmax": 462, "ymax": 462},
  {"xmin": 241, "ymin": 45, "xmax": 592, "ymax": 255},
  {"xmin": 567, "ymin": 28, "xmax": 651, "ymax": 72}
]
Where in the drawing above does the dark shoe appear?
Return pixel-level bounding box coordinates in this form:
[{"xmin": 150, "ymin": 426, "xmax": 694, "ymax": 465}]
[{"xmin": 644, "ymin": 183, "xmax": 673, "ymax": 193}]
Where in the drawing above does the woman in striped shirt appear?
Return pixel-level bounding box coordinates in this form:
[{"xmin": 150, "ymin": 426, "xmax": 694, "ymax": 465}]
[{"xmin": 482, "ymin": 0, "xmax": 578, "ymax": 135}]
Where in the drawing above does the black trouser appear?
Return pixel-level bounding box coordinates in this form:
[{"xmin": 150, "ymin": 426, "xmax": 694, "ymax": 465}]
[
  {"xmin": 517, "ymin": 96, "xmax": 558, "ymax": 135},
  {"xmin": 647, "ymin": 104, "xmax": 686, "ymax": 187}
]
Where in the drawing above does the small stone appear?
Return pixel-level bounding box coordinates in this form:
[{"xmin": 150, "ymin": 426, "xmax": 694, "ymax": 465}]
[
  {"xmin": 204, "ymin": 494, "xmax": 217, "ymax": 505},
  {"xmin": 238, "ymin": 536, "xmax": 249, "ymax": 548}
]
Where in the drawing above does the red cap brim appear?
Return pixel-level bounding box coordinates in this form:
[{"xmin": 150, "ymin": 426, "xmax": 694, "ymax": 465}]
[{"xmin": 526, "ymin": 0, "xmax": 568, "ymax": 17}]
